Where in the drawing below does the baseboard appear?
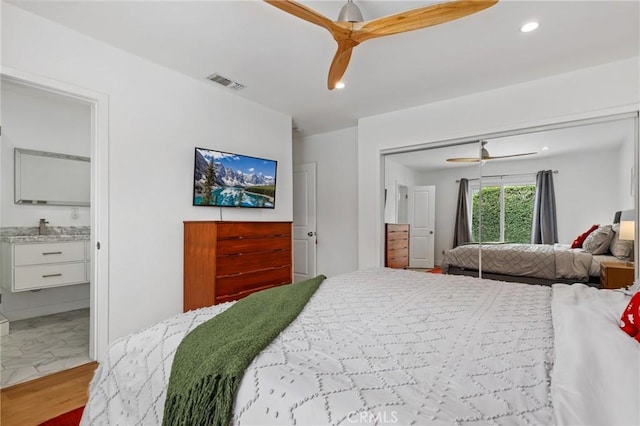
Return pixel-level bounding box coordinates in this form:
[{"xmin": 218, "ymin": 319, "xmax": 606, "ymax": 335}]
[{"xmin": 2, "ymin": 299, "xmax": 90, "ymax": 322}]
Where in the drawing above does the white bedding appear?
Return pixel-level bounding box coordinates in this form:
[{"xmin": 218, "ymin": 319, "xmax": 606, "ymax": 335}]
[
  {"xmin": 588, "ymin": 254, "xmax": 626, "ymax": 277},
  {"xmin": 82, "ymin": 269, "xmax": 638, "ymax": 425},
  {"xmin": 551, "ymin": 284, "xmax": 640, "ymax": 426}
]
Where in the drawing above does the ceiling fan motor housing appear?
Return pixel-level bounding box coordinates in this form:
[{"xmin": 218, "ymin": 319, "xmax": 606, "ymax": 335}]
[{"xmin": 338, "ymin": 0, "xmax": 364, "ymax": 23}]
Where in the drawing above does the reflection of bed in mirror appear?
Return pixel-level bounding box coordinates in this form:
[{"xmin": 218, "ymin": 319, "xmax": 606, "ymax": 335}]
[
  {"xmin": 442, "ymin": 245, "xmax": 626, "ymax": 287},
  {"xmin": 442, "ymin": 213, "xmax": 632, "ymax": 287}
]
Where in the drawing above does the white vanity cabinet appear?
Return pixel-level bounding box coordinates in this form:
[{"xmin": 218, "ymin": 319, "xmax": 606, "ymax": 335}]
[{"xmin": 1, "ymin": 240, "xmax": 89, "ymax": 292}]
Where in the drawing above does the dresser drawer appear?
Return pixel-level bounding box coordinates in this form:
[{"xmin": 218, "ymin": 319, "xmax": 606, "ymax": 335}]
[
  {"xmin": 14, "ymin": 263, "xmax": 87, "ymax": 291},
  {"xmin": 215, "ymin": 265, "xmax": 291, "ymax": 303},
  {"xmin": 387, "ymin": 256, "xmax": 409, "ymax": 269},
  {"xmin": 14, "ymin": 241, "xmax": 85, "ymax": 266},
  {"xmin": 217, "ymin": 222, "xmax": 291, "ymax": 239},
  {"xmin": 217, "ymin": 236, "xmax": 291, "ymax": 255},
  {"xmin": 216, "ymin": 249, "xmax": 291, "ymax": 277}
]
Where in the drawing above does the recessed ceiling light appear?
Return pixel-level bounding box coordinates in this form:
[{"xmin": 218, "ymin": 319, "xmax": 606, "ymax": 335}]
[
  {"xmin": 542, "ymin": 146, "xmax": 549, "ymax": 150},
  {"xmin": 335, "ymin": 81, "xmax": 346, "ymax": 89},
  {"xmin": 520, "ymin": 21, "xmax": 539, "ymax": 33}
]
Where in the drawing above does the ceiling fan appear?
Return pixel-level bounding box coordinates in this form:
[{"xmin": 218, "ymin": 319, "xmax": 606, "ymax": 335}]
[
  {"xmin": 264, "ymin": 0, "xmax": 499, "ymax": 90},
  {"xmin": 446, "ymin": 141, "xmax": 537, "ymax": 163}
]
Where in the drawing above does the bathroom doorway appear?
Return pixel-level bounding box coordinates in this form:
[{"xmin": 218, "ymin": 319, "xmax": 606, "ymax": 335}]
[{"xmin": 0, "ymin": 69, "xmax": 109, "ymax": 387}]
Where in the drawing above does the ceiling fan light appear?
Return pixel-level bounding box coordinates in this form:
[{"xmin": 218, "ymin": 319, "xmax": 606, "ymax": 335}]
[
  {"xmin": 520, "ymin": 21, "xmax": 539, "ymax": 33},
  {"xmin": 337, "ymin": 0, "xmax": 364, "ymax": 23}
]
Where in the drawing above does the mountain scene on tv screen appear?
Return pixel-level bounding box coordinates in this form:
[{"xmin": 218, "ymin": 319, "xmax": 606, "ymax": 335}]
[{"xmin": 194, "ymin": 148, "xmax": 276, "ymax": 208}]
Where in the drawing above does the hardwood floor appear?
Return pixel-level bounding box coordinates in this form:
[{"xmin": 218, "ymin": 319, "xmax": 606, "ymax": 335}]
[{"xmin": 1, "ymin": 361, "xmax": 97, "ymax": 426}]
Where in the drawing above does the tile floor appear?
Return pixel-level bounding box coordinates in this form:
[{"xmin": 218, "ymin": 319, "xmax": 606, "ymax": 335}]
[{"xmin": 0, "ymin": 308, "xmax": 91, "ymax": 388}]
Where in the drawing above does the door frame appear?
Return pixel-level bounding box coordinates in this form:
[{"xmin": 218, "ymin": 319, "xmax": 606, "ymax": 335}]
[{"xmin": 1, "ymin": 65, "xmax": 110, "ymax": 360}]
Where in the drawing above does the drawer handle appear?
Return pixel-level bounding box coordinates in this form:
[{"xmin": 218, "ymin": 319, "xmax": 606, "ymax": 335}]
[
  {"xmin": 42, "ymin": 273, "xmax": 63, "ymax": 278},
  {"xmin": 42, "ymin": 251, "xmax": 63, "ymax": 255}
]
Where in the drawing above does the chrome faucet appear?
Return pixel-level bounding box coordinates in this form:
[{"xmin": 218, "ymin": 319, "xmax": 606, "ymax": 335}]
[{"xmin": 39, "ymin": 219, "xmax": 49, "ymax": 235}]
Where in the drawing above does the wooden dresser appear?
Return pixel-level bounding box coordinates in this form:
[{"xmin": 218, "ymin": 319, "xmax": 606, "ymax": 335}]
[
  {"xmin": 183, "ymin": 221, "xmax": 292, "ymax": 311},
  {"xmin": 385, "ymin": 223, "xmax": 409, "ymax": 269}
]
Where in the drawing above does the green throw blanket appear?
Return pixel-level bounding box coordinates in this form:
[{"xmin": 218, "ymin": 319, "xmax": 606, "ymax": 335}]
[{"xmin": 163, "ymin": 275, "xmax": 326, "ymax": 426}]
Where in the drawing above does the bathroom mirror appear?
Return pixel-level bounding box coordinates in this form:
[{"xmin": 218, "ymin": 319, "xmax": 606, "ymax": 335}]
[{"xmin": 14, "ymin": 148, "xmax": 90, "ymax": 206}]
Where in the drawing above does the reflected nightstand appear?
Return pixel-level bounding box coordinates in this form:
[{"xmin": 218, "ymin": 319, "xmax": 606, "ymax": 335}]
[{"xmin": 600, "ymin": 262, "xmax": 634, "ymax": 289}]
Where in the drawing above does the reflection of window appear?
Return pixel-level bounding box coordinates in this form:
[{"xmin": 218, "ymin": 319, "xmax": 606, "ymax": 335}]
[{"xmin": 471, "ymin": 181, "xmax": 536, "ymax": 243}]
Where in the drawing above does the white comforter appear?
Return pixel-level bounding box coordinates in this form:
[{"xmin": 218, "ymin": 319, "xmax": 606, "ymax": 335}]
[
  {"xmin": 82, "ymin": 269, "xmax": 638, "ymax": 425},
  {"xmin": 551, "ymin": 284, "xmax": 640, "ymax": 426}
]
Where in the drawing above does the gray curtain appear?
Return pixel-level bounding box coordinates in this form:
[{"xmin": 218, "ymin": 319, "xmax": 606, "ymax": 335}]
[
  {"xmin": 531, "ymin": 170, "xmax": 558, "ymax": 244},
  {"xmin": 453, "ymin": 178, "xmax": 472, "ymax": 247}
]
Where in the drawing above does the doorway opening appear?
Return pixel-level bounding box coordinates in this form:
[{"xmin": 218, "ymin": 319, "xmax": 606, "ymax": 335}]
[{"xmin": 0, "ymin": 68, "xmax": 109, "ymax": 387}]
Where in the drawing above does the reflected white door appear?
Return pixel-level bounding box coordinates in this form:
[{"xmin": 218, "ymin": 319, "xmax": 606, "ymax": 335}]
[
  {"xmin": 408, "ymin": 185, "xmax": 436, "ymax": 268},
  {"xmin": 293, "ymin": 163, "xmax": 317, "ymax": 282}
]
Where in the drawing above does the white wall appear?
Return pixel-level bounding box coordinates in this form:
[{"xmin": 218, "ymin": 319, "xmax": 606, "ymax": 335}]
[
  {"xmin": 418, "ymin": 146, "xmax": 628, "ymax": 266},
  {"xmin": 383, "ymin": 158, "xmax": 420, "ymax": 224},
  {"xmin": 617, "ymin": 125, "xmax": 636, "ymax": 211},
  {"xmin": 2, "ymin": 4, "xmax": 293, "ymax": 343},
  {"xmin": 358, "ymin": 58, "xmax": 640, "ymax": 269},
  {"xmin": 293, "ymin": 127, "xmax": 358, "ymax": 277}
]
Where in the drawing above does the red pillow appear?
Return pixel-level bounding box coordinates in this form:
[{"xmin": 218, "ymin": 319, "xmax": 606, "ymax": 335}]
[
  {"xmin": 571, "ymin": 224, "xmax": 599, "ymax": 248},
  {"xmin": 620, "ymin": 292, "xmax": 640, "ymax": 342}
]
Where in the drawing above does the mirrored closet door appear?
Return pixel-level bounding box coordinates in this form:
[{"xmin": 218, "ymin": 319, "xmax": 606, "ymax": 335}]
[{"xmin": 384, "ymin": 113, "xmax": 638, "ymax": 288}]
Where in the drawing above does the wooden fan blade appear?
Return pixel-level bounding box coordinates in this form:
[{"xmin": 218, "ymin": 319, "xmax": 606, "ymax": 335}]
[
  {"xmin": 446, "ymin": 157, "xmax": 481, "ymax": 163},
  {"xmin": 486, "ymin": 152, "xmax": 537, "ymax": 160},
  {"xmin": 327, "ymin": 40, "xmax": 358, "ymax": 90},
  {"xmin": 352, "ymin": 0, "xmax": 498, "ymax": 43},
  {"xmin": 263, "ymin": 0, "xmax": 349, "ymax": 38}
]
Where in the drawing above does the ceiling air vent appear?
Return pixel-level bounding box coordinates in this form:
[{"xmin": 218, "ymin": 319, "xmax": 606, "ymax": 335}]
[{"xmin": 206, "ymin": 73, "xmax": 246, "ymax": 91}]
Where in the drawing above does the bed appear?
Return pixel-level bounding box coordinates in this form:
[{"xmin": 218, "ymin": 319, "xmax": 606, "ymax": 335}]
[
  {"xmin": 441, "ymin": 242, "xmax": 626, "ymax": 286},
  {"xmin": 81, "ymin": 268, "xmax": 639, "ymax": 425}
]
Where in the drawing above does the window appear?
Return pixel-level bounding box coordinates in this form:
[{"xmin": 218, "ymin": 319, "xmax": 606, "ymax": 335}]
[{"xmin": 471, "ymin": 179, "xmax": 536, "ymax": 243}]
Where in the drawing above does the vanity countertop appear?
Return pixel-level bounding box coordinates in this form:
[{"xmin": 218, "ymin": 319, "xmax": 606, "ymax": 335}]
[
  {"xmin": 0, "ymin": 226, "xmax": 90, "ymax": 243},
  {"xmin": 1, "ymin": 234, "xmax": 90, "ymax": 243}
]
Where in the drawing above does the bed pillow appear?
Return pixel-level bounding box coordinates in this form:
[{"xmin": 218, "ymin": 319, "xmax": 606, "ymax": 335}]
[
  {"xmin": 582, "ymin": 225, "xmax": 614, "ymax": 255},
  {"xmin": 610, "ymin": 223, "xmax": 634, "ymax": 259},
  {"xmin": 571, "ymin": 224, "xmax": 599, "ymax": 249}
]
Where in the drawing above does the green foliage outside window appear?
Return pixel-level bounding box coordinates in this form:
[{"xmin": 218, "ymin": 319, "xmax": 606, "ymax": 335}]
[
  {"xmin": 472, "ymin": 185, "xmax": 535, "ymax": 243},
  {"xmin": 472, "ymin": 187, "xmax": 500, "ymax": 242},
  {"xmin": 504, "ymin": 186, "xmax": 535, "ymax": 242}
]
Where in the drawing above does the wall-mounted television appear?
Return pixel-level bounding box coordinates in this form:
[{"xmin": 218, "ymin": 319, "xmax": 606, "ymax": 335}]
[{"xmin": 193, "ymin": 147, "xmax": 277, "ymax": 208}]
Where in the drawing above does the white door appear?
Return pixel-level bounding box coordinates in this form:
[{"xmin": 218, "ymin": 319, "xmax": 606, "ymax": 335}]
[
  {"xmin": 408, "ymin": 185, "xmax": 436, "ymax": 268},
  {"xmin": 293, "ymin": 163, "xmax": 317, "ymax": 282}
]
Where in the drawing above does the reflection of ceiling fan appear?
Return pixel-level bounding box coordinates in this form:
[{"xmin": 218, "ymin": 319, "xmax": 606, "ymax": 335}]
[
  {"xmin": 446, "ymin": 141, "xmax": 537, "ymax": 162},
  {"xmin": 264, "ymin": 0, "xmax": 499, "ymax": 90}
]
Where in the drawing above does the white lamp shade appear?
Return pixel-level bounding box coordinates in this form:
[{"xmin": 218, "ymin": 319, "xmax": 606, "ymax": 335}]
[
  {"xmin": 619, "ymin": 209, "xmax": 635, "ymax": 241},
  {"xmin": 619, "ymin": 220, "xmax": 635, "ymax": 241}
]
